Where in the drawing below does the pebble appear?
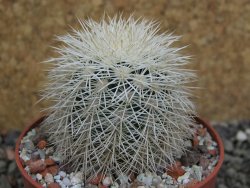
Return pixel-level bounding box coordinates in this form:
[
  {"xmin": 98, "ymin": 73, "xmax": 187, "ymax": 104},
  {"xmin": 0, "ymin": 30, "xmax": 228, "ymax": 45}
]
[
  {"xmin": 59, "ymin": 171, "xmax": 67, "ymax": 177},
  {"xmin": 37, "ymin": 140, "xmax": 47, "ymax": 149},
  {"xmin": 38, "ymin": 149, "xmax": 46, "ymax": 160},
  {"xmin": 151, "ymin": 176, "xmax": 162, "ymax": 186},
  {"xmin": 48, "ymin": 182, "xmax": 61, "ymax": 188},
  {"xmin": 45, "ymin": 173, "xmax": 54, "ymax": 184},
  {"xmin": 0, "ymin": 160, "xmax": 7, "ymax": 173},
  {"xmin": 7, "ymin": 161, "xmax": 17, "ymax": 175},
  {"xmin": 5, "ymin": 147, "xmax": 15, "ymax": 160},
  {"xmin": 29, "ymin": 160, "xmax": 46, "ymax": 173},
  {"xmin": 192, "ymin": 165, "xmax": 202, "ymax": 181},
  {"xmin": 36, "ymin": 173, "xmax": 43, "ymax": 181},
  {"xmin": 62, "ymin": 177, "xmax": 71, "ymax": 186},
  {"xmin": 54, "ymin": 174, "xmax": 61, "ymax": 180},
  {"xmin": 102, "ymin": 176, "xmax": 112, "ymax": 186},
  {"xmin": 236, "ymin": 130, "xmax": 247, "ymax": 142}
]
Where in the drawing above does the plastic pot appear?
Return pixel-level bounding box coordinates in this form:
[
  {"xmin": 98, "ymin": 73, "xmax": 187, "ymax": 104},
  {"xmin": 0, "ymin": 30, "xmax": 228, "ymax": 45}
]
[{"xmin": 15, "ymin": 116, "xmax": 224, "ymax": 188}]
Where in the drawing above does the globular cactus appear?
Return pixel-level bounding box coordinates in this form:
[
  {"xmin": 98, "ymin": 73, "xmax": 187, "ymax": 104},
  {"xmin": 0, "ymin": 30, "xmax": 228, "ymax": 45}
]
[{"xmin": 42, "ymin": 16, "xmax": 196, "ymax": 179}]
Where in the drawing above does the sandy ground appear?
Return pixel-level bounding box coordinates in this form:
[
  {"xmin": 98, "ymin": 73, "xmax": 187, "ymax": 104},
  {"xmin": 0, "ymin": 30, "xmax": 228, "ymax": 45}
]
[{"xmin": 0, "ymin": 0, "xmax": 250, "ymax": 130}]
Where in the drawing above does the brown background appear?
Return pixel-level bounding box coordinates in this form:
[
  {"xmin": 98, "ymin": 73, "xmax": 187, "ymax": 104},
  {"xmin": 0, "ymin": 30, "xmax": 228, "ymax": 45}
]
[{"xmin": 0, "ymin": 0, "xmax": 250, "ymax": 130}]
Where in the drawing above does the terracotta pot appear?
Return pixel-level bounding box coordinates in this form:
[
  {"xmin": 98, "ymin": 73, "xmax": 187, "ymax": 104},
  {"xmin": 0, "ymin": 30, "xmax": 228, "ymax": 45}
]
[{"xmin": 15, "ymin": 116, "xmax": 224, "ymax": 188}]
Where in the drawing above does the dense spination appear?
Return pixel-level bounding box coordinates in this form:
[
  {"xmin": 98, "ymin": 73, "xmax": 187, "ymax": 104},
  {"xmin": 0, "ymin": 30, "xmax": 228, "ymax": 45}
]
[{"xmin": 42, "ymin": 16, "xmax": 196, "ymax": 179}]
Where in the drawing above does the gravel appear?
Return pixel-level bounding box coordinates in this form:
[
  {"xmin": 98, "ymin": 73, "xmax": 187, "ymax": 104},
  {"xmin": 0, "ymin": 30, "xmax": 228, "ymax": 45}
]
[{"xmin": 0, "ymin": 120, "xmax": 249, "ymax": 188}]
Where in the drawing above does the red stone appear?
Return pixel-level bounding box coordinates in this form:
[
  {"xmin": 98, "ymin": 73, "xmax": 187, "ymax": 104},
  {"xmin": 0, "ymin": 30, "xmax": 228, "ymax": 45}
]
[
  {"xmin": 98, "ymin": 184, "xmax": 108, "ymax": 188},
  {"xmin": 29, "ymin": 160, "xmax": 46, "ymax": 173},
  {"xmin": 45, "ymin": 158, "xmax": 56, "ymax": 166},
  {"xmin": 37, "ymin": 140, "xmax": 47, "ymax": 149},
  {"xmin": 47, "ymin": 165, "xmax": 59, "ymax": 176},
  {"xmin": 208, "ymin": 149, "xmax": 217, "ymax": 156},
  {"xmin": 128, "ymin": 172, "xmax": 136, "ymax": 181},
  {"xmin": 89, "ymin": 174, "xmax": 105, "ymax": 185},
  {"xmin": 166, "ymin": 161, "xmax": 185, "ymax": 180},
  {"xmin": 192, "ymin": 134, "xmax": 199, "ymax": 147},
  {"xmin": 47, "ymin": 182, "xmax": 60, "ymax": 188},
  {"xmin": 40, "ymin": 168, "xmax": 49, "ymax": 177}
]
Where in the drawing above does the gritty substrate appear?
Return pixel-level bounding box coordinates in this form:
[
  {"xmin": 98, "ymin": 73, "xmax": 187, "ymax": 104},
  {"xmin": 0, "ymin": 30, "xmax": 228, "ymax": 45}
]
[{"xmin": 18, "ymin": 123, "xmax": 219, "ymax": 188}]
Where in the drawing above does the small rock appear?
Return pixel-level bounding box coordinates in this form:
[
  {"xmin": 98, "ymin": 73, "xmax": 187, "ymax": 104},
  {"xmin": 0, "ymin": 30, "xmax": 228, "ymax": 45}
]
[
  {"xmin": 48, "ymin": 182, "xmax": 61, "ymax": 188},
  {"xmin": 137, "ymin": 173, "xmax": 146, "ymax": 183},
  {"xmin": 156, "ymin": 183, "xmax": 165, "ymax": 188},
  {"xmin": 245, "ymin": 128, "xmax": 250, "ymax": 135},
  {"xmin": 31, "ymin": 151, "xmax": 40, "ymax": 160},
  {"xmin": 0, "ymin": 174, "xmax": 12, "ymax": 188},
  {"xmin": 0, "ymin": 148, "xmax": 6, "ymax": 160},
  {"xmin": 71, "ymin": 184, "xmax": 82, "ymax": 188},
  {"xmin": 192, "ymin": 134, "xmax": 199, "ymax": 147},
  {"xmin": 23, "ymin": 140, "xmax": 35, "ymax": 151},
  {"xmin": 59, "ymin": 171, "xmax": 67, "ymax": 178},
  {"xmin": 166, "ymin": 161, "xmax": 185, "ymax": 180},
  {"xmin": 71, "ymin": 176, "xmax": 82, "ymax": 185},
  {"xmin": 36, "ymin": 173, "xmax": 43, "ymax": 181},
  {"xmin": 45, "ymin": 173, "xmax": 54, "ymax": 184},
  {"xmin": 54, "ymin": 175, "xmax": 61, "ymax": 180},
  {"xmin": 37, "ymin": 140, "xmax": 47, "ymax": 149},
  {"xmin": 199, "ymin": 156, "xmax": 210, "ymax": 170},
  {"xmin": 5, "ymin": 147, "xmax": 15, "ymax": 160},
  {"xmin": 236, "ymin": 131, "xmax": 247, "ymax": 142},
  {"xmin": 62, "ymin": 177, "xmax": 71, "ymax": 186},
  {"xmin": 191, "ymin": 165, "xmax": 202, "ymax": 181},
  {"xmin": 142, "ymin": 175, "xmax": 153, "ymax": 186},
  {"xmin": 89, "ymin": 174, "xmax": 105, "ymax": 185},
  {"xmin": 47, "ymin": 165, "xmax": 59, "ymax": 175},
  {"xmin": 38, "ymin": 149, "xmax": 46, "ymax": 160},
  {"xmin": 208, "ymin": 149, "xmax": 217, "ymax": 156},
  {"xmin": 177, "ymin": 171, "xmax": 190, "ymax": 183},
  {"xmin": 45, "ymin": 158, "xmax": 56, "ymax": 166},
  {"xmin": 0, "ymin": 160, "xmax": 7, "ymax": 173},
  {"xmin": 29, "ymin": 160, "xmax": 46, "ymax": 173},
  {"xmin": 151, "ymin": 176, "xmax": 162, "ymax": 186},
  {"xmin": 102, "ymin": 176, "xmax": 112, "ymax": 186},
  {"xmin": 7, "ymin": 161, "xmax": 17, "ymax": 175},
  {"xmin": 20, "ymin": 148, "xmax": 31, "ymax": 161},
  {"xmin": 4, "ymin": 131, "xmax": 20, "ymax": 146},
  {"xmin": 118, "ymin": 174, "xmax": 129, "ymax": 184},
  {"xmin": 40, "ymin": 168, "xmax": 49, "ymax": 177}
]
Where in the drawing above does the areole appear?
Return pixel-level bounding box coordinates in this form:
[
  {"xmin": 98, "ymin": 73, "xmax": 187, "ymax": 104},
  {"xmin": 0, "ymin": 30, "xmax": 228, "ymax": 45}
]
[{"xmin": 15, "ymin": 116, "xmax": 224, "ymax": 188}]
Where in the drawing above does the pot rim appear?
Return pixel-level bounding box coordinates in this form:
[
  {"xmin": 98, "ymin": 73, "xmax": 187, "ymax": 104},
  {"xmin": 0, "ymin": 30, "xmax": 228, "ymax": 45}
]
[{"xmin": 15, "ymin": 115, "xmax": 224, "ymax": 188}]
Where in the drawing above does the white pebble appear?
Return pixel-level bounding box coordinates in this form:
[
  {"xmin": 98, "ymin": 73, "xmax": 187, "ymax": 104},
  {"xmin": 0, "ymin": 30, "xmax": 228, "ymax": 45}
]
[
  {"xmin": 246, "ymin": 129, "xmax": 250, "ymax": 135},
  {"xmin": 36, "ymin": 173, "xmax": 43, "ymax": 181},
  {"xmin": 71, "ymin": 184, "xmax": 82, "ymax": 188},
  {"xmin": 177, "ymin": 171, "xmax": 190, "ymax": 183},
  {"xmin": 152, "ymin": 176, "xmax": 162, "ymax": 186},
  {"xmin": 183, "ymin": 179, "xmax": 190, "ymax": 184},
  {"xmin": 137, "ymin": 186, "xmax": 145, "ymax": 188},
  {"xmin": 62, "ymin": 177, "xmax": 71, "ymax": 186},
  {"xmin": 110, "ymin": 182, "xmax": 119, "ymax": 188},
  {"xmin": 59, "ymin": 171, "xmax": 67, "ymax": 178},
  {"xmin": 136, "ymin": 173, "xmax": 145, "ymax": 182},
  {"xmin": 143, "ymin": 176, "xmax": 153, "ymax": 186},
  {"xmin": 45, "ymin": 173, "xmax": 54, "ymax": 184},
  {"xmin": 54, "ymin": 175, "xmax": 61, "ymax": 180},
  {"xmin": 192, "ymin": 165, "xmax": 202, "ymax": 181},
  {"xmin": 156, "ymin": 183, "xmax": 165, "ymax": 188},
  {"xmin": 118, "ymin": 175, "xmax": 129, "ymax": 184},
  {"xmin": 102, "ymin": 176, "xmax": 112, "ymax": 186},
  {"xmin": 236, "ymin": 130, "xmax": 247, "ymax": 141},
  {"xmin": 71, "ymin": 176, "xmax": 82, "ymax": 185}
]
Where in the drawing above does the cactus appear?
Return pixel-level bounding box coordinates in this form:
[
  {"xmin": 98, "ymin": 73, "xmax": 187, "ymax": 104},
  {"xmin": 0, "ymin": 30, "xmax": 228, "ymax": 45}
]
[{"xmin": 41, "ymin": 16, "xmax": 196, "ymax": 179}]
